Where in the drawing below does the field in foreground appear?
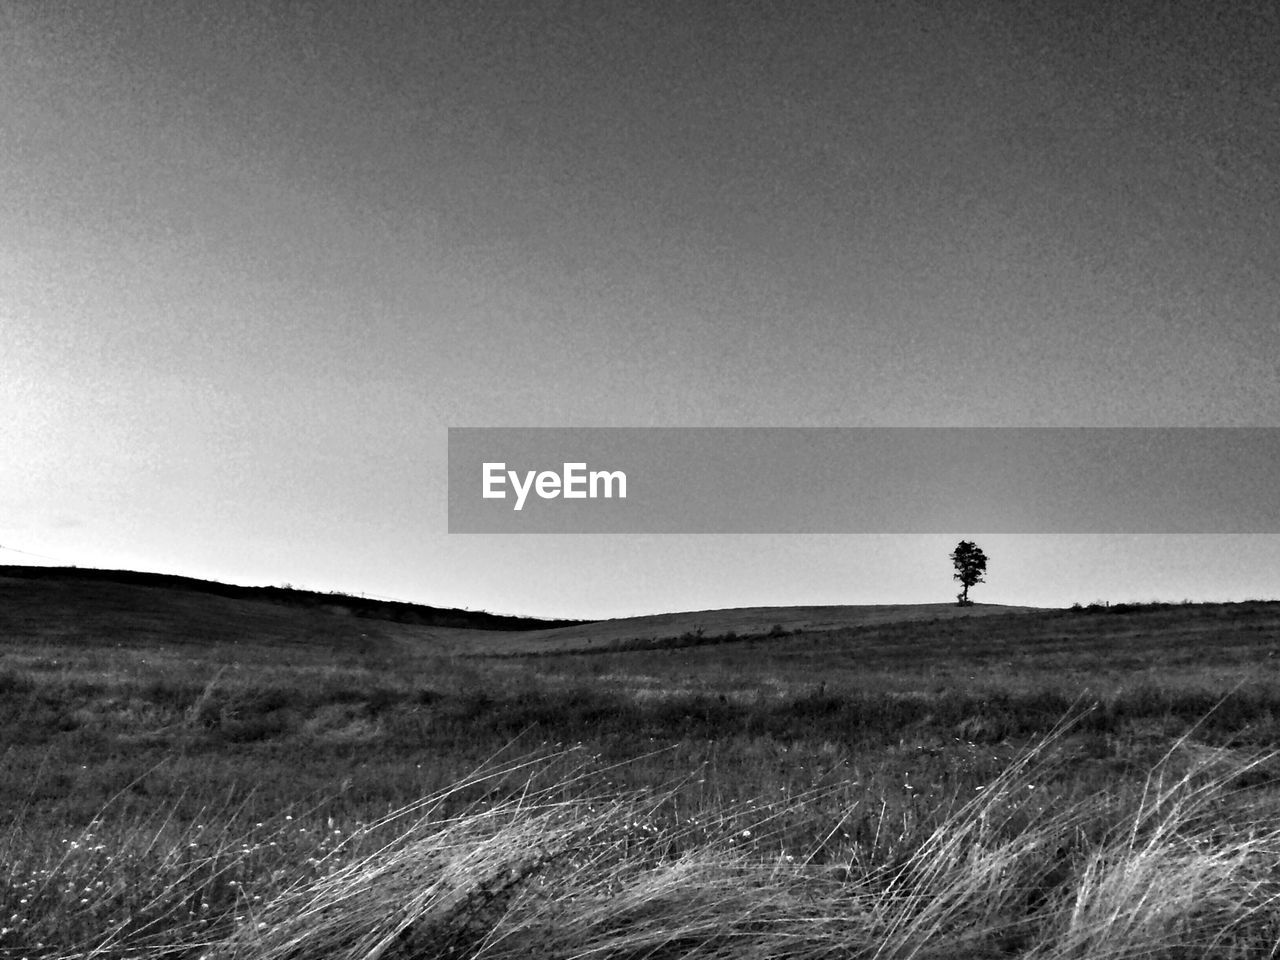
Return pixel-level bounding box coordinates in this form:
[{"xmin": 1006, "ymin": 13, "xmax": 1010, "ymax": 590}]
[{"xmin": 4, "ymin": 571, "xmax": 1280, "ymax": 958}]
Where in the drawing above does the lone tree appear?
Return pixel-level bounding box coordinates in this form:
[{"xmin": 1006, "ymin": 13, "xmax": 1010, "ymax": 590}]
[{"xmin": 950, "ymin": 540, "xmax": 987, "ymax": 606}]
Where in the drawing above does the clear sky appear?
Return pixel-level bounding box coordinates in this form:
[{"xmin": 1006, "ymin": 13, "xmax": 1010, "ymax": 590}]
[{"xmin": 3, "ymin": 1, "xmax": 1278, "ymax": 618}]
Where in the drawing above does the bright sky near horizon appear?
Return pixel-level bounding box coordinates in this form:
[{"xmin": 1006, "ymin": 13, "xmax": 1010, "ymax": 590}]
[{"xmin": 3, "ymin": 1, "xmax": 1279, "ymax": 618}]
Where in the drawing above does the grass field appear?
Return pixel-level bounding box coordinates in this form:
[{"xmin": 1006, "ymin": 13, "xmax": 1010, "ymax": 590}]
[{"xmin": 4, "ymin": 569, "xmax": 1280, "ymax": 958}]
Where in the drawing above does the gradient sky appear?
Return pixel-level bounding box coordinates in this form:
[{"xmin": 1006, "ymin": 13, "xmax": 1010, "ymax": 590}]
[{"xmin": 3, "ymin": 1, "xmax": 1278, "ymax": 618}]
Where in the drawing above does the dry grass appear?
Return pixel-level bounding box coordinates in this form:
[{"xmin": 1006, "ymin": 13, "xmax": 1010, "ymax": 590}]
[
  {"xmin": 11, "ymin": 719, "xmax": 1279, "ymax": 960},
  {"xmin": 7, "ymin": 580, "xmax": 1280, "ymax": 958}
]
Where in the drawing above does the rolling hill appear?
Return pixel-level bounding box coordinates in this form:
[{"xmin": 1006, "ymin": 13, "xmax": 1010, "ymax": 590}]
[{"xmin": 0, "ymin": 565, "xmax": 1040, "ymax": 658}]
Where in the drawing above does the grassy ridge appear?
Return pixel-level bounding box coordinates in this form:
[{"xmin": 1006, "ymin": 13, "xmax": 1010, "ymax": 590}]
[
  {"xmin": 0, "ymin": 567, "xmax": 587, "ymax": 631},
  {"xmin": 3, "ymin": 576, "xmax": 1280, "ymax": 957}
]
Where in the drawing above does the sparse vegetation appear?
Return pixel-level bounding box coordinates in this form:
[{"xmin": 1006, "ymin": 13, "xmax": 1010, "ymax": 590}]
[{"xmin": 3, "ymin": 572, "xmax": 1280, "ymax": 957}]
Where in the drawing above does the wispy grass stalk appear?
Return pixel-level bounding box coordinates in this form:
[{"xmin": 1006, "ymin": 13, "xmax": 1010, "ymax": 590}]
[{"xmin": 10, "ymin": 720, "xmax": 1280, "ymax": 960}]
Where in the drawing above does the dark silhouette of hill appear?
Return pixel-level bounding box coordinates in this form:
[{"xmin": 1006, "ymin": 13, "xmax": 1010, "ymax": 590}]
[
  {"xmin": 0, "ymin": 565, "xmax": 586, "ymax": 631},
  {"xmin": 6, "ymin": 564, "xmax": 1275, "ymax": 666},
  {"xmin": 0, "ymin": 564, "xmax": 1046, "ymax": 661}
]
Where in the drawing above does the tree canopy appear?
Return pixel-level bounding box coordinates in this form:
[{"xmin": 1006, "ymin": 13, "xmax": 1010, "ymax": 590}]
[{"xmin": 950, "ymin": 540, "xmax": 987, "ymax": 606}]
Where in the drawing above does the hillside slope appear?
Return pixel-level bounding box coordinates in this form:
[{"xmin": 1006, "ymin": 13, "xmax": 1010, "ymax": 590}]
[
  {"xmin": 0, "ymin": 568, "xmax": 1042, "ymax": 659},
  {"xmin": 0, "ymin": 565, "xmax": 584, "ymax": 630},
  {"xmin": 439, "ymin": 601, "xmax": 1044, "ymax": 655}
]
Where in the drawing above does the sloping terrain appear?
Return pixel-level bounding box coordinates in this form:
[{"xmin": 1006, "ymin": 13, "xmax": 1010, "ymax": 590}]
[
  {"xmin": 0, "ymin": 568, "xmax": 1039, "ymax": 660},
  {"xmin": 0, "ymin": 572, "xmax": 411, "ymax": 662},
  {"xmin": 5, "ymin": 571, "xmax": 1280, "ymax": 960},
  {"xmin": 437, "ymin": 601, "xmax": 1044, "ymax": 655},
  {"xmin": 0, "ymin": 564, "xmax": 582, "ymax": 630}
]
